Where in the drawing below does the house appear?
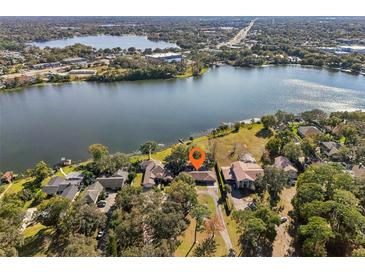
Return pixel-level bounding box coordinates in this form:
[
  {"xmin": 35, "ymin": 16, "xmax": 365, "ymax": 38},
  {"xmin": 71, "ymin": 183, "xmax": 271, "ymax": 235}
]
[
  {"xmin": 42, "ymin": 175, "xmax": 81, "ymax": 201},
  {"xmin": 1, "ymin": 171, "xmax": 14, "ymax": 184},
  {"xmin": 62, "ymin": 57, "xmax": 87, "ymax": 65},
  {"xmin": 298, "ymin": 126, "xmax": 322, "ymax": 138},
  {"xmin": 96, "ymin": 169, "xmax": 128, "ymax": 190},
  {"xmin": 351, "ymin": 165, "xmax": 365, "ymax": 178},
  {"xmin": 141, "ymin": 160, "xmax": 172, "ymax": 190},
  {"xmin": 83, "ymin": 181, "xmax": 104, "ymax": 204},
  {"xmin": 274, "ymin": 156, "xmax": 298, "ymax": 179},
  {"xmin": 146, "ymin": 52, "xmax": 182, "ymax": 63},
  {"xmin": 320, "ymin": 141, "xmax": 341, "ymax": 159},
  {"xmin": 221, "ymin": 161, "xmax": 264, "ymax": 190},
  {"xmin": 186, "ymin": 171, "xmax": 217, "ymax": 185},
  {"xmin": 60, "ymin": 157, "xmax": 72, "ymax": 166}
]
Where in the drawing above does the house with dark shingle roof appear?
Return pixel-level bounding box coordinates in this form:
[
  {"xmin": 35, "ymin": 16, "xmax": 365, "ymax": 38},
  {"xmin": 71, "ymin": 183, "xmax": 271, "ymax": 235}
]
[
  {"xmin": 96, "ymin": 169, "xmax": 128, "ymax": 190},
  {"xmin": 42, "ymin": 175, "xmax": 81, "ymax": 201},
  {"xmin": 141, "ymin": 160, "xmax": 172, "ymax": 191},
  {"xmin": 83, "ymin": 181, "xmax": 104, "ymax": 204},
  {"xmin": 186, "ymin": 171, "xmax": 217, "ymax": 185},
  {"xmin": 221, "ymin": 161, "xmax": 264, "ymax": 190},
  {"xmin": 298, "ymin": 126, "xmax": 322, "ymax": 138},
  {"xmin": 320, "ymin": 141, "xmax": 341, "ymax": 159},
  {"xmin": 274, "ymin": 156, "xmax": 298, "ymax": 179}
]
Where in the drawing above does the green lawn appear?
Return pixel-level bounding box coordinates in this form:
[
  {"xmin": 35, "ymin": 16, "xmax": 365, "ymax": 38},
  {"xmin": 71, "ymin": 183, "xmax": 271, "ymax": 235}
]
[
  {"xmin": 197, "ymin": 194, "xmax": 216, "ymax": 216},
  {"xmin": 23, "ymin": 223, "xmax": 46, "ymax": 238},
  {"xmin": 132, "ymin": 173, "xmax": 143, "ymax": 187},
  {"xmin": 194, "ymin": 123, "xmax": 271, "ymax": 166}
]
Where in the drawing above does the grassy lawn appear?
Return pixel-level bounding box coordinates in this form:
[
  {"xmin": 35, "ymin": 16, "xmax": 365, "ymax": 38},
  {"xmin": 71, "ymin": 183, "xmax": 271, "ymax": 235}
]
[
  {"xmin": 7, "ymin": 177, "xmax": 34, "ymax": 194},
  {"xmin": 197, "ymin": 194, "xmax": 216, "ymax": 215},
  {"xmin": 132, "ymin": 173, "xmax": 143, "ymax": 187},
  {"xmin": 23, "ymin": 223, "xmax": 46, "ymax": 238},
  {"xmin": 19, "ymin": 226, "xmax": 55, "ymax": 257},
  {"xmin": 174, "ymin": 216, "xmax": 227, "ymax": 257},
  {"xmin": 193, "ymin": 123, "xmax": 271, "ymax": 166}
]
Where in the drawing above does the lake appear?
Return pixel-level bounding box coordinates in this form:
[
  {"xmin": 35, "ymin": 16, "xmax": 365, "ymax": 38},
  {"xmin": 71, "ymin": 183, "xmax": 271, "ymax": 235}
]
[
  {"xmin": 1, "ymin": 65, "xmax": 364, "ymax": 171},
  {"xmin": 28, "ymin": 35, "xmax": 179, "ymax": 50}
]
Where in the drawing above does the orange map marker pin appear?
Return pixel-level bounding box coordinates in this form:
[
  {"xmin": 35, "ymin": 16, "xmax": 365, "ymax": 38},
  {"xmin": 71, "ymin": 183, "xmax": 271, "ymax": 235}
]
[{"xmin": 189, "ymin": 147, "xmax": 206, "ymax": 170}]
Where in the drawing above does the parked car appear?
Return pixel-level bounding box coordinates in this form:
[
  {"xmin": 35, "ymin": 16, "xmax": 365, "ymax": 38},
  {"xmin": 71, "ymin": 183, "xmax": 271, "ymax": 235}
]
[
  {"xmin": 97, "ymin": 230, "xmax": 104, "ymax": 239},
  {"xmin": 280, "ymin": 216, "xmax": 288, "ymax": 223},
  {"xmin": 97, "ymin": 200, "xmax": 106, "ymax": 208}
]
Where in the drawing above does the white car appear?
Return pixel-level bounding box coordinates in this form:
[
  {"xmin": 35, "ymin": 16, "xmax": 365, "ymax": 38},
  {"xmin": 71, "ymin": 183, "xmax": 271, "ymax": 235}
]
[
  {"xmin": 97, "ymin": 230, "xmax": 105, "ymax": 239},
  {"xmin": 280, "ymin": 216, "xmax": 288, "ymax": 223}
]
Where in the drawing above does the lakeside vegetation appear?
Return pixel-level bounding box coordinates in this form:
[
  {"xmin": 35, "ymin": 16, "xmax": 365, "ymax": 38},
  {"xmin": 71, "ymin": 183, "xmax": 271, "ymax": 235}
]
[{"xmin": 1, "ymin": 109, "xmax": 364, "ymax": 257}]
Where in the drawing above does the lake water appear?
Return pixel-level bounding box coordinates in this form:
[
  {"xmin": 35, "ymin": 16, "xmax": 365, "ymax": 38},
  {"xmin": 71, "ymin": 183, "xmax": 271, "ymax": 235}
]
[
  {"xmin": 1, "ymin": 65, "xmax": 364, "ymax": 171},
  {"xmin": 29, "ymin": 35, "xmax": 178, "ymax": 49}
]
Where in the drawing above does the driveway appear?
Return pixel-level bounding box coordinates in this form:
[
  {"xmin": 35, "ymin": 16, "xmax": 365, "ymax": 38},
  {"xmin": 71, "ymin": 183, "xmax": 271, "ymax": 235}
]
[
  {"xmin": 197, "ymin": 183, "xmax": 233, "ymax": 252},
  {"xmin": 99, "ymin": 192, "xmax": 117, "ymax": 213},
  {"xmin": 230, "ymin": 188, "xmax": 253, "ymax": 211}
]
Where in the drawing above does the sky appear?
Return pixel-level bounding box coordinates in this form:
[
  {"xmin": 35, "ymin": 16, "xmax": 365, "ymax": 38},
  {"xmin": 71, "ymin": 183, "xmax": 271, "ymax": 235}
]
[{"xmin": 0, "ymin": 0, "xmax": 364, "ymax": 16}]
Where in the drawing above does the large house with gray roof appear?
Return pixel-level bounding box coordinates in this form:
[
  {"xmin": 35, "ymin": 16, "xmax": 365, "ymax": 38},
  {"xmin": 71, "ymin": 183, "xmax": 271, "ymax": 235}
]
[
  {"xmin": 42, "ymin": 173, "xmax": 83, "ymax": 201},
  {"xmin": 186, "ymin": 171, "xmax": 217, "ymax": 185}
]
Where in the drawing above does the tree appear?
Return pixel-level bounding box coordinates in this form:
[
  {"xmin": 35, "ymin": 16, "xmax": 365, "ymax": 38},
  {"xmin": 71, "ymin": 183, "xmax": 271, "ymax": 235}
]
[
  {"xmin": 88, "ymin": 143, "xmax": 109, "ymax": 161},
  {"xmin": 256, "ymin": 167, "xmax": 290, "ymax": 207},
  {"xmin": 191, "ymin": 204, "xmax": 211, "ymax": 244},
  {"xmin": 299, "ymin": 216, "xmax": 334, "ymax": 256},
  {"xmin": 164, "ymin": 145, "xmax": 188, "ymax": 175},
  {"xmin": 233, "ymin": 205, "xmax": 280, "ymax": 256},
  {"xmin": 58, "ymin": 203, "xmax": 106, "ymax": 237},
  {"xmin": 261, "ymin": 115, "xmax": 277, "ymax": 130},
  {"xmin": 62, "ymin": 234, "xmax": 99, "ymax": 257},
  {"xmin": 265, "ymin": 138, "xmax": 281, "ymax": 158},
  {"xmin": 31, "ymin": 161, "xmax": 52, "ymax": 188},
  {"xmin": 301, "ymin": 138, "xmax": 316, "ymax": 158},
  {"xmin": 115, "ymin": 185, "xmax": 142, "ymax": 213},
  {"xmin": 352, "ymin": 247, "xmax": 365, "ymax": 257},
  {"xmin": 140, "ymin": 141, "xmax": 158, "ymax": 155},
  {"xmin": 95, "ymin": 153, "xmax": 129, "ymax": 175},
  {"xmin": 301, "ymin": 109, "xmax": 327, "ymax": 124},
  {"xmin": 38, "ymin": 196, "xmax": 70, "ymax": 227},
  {"xmin": 166, "ymin": 176, "xmax": 197, "ymax": 214},
  {"xmin": 194, "ymin": 237, "xmax": 217, "ymax": 257},
  {"xmin": 275, "ymin": 110, "xmax": 294, "ymax": 124},
  {"xmin": 283, "ymin": 141, "xmax": 302, "ymax": 162}
]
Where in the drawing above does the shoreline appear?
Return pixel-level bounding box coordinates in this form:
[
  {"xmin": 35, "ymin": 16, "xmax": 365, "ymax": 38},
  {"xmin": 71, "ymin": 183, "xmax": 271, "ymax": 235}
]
[{"xmin": 1, "ymin": 63, "xmax": 363, "ymax": 93}]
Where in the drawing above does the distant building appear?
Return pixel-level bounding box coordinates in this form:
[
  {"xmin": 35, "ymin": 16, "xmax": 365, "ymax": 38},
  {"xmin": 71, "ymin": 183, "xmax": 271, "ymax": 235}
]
[
  {"xmin": 62, "ymin": 57, "xmax": 87, "ymax": 65},
  {"xmin": 298, "ymin": 126, "xmax": 322, "ymax": 138},
  {"xmin": 32, "ymin": 62, "xmax": 61, "ymax": 70},
  {"xmin": 69, "ymin": 69, "xmax": 96, "ymax": 75},
  {"xmin": 221, "ymin": 161, "xmax": 264, "ymax": 190},
  {"xmin": 146, "ymin": 52, "xmax": 182, "ymax": 63},
  {"xmin": 274, "ymin": 156, "xmax": 298, "ymax": 180},
  {"xmin": 320, "ymin": 141, "xmax": 341, "ymax": 159},
  {"xmin": 1, "ymin": 171, "xmax": 14, "ymax": 184}
]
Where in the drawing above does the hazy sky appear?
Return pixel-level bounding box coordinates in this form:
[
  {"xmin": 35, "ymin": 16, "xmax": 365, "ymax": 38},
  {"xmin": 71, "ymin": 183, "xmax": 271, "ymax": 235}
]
[{"xmin": 1, "ymin": 0, "xmax": 364, "ymax": 16}]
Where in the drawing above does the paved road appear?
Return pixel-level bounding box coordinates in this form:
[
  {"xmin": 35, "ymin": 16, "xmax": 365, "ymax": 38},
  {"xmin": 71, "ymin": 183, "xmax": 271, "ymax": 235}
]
[
  {"xmin": 197, "ymin": 185, "xmax": 233, "ymax": 252},
  {"xmin": 218, "ymin": 19, "xmax": 256, "ymax": 48}
]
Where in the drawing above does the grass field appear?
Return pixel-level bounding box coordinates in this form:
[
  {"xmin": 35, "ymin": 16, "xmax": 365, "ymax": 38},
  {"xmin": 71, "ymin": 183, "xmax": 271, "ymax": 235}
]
[
  {"xmin": 132, "ymin": 173, "xmax": 143, "ymax": 187},
  {"xmin": 191, "ymin": 123, "xmax": 270, "ymax": 166}
]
